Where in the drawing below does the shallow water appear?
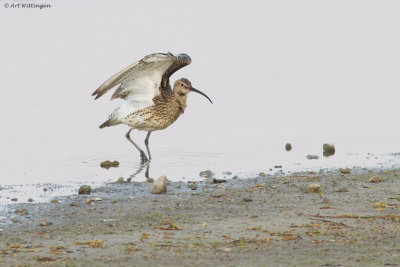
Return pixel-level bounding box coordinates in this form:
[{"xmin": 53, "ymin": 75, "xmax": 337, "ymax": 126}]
[{"xmin": 1, "ymin": 0, "xmax": 400, "ymax": 204}]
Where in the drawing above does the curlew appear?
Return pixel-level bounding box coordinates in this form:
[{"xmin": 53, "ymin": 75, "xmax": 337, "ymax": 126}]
[{"xmin": 92, "ymin": 52, "xmax": 212, "ymax": 162}]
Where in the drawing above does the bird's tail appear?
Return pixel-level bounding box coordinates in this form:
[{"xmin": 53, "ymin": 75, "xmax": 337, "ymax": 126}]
[
  {"xmin": 99, "ymin": 107, "xmax": 121, "ymax": 129},
  {"xmin": 99, "ymin": 117, "xmax": 120, "ymax": 129}
]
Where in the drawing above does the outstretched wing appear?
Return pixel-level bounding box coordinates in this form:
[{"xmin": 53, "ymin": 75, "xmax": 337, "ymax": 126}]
[{"xmin": 92, "ymin": 53, "xmax": 191, "ymax": 106}]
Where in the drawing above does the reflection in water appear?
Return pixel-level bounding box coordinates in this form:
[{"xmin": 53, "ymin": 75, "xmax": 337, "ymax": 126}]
[{"xmin": 128, "ymin": 161, "xmax": 151, "ymax": 181}]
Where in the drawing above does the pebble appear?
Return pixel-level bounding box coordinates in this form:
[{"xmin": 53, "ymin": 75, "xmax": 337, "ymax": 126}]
[
  {"xmin": 147, "ymin": 178, "xmax": 154, "ymax": 183},
  {"xmin": 285, "ymin": 143, "xmax": 292, "ymax": 151},
  {"xmin": 188, "ymin": 182, "xmax": 198, "ymax": 190},
  {"xmin": 39, "ymin": 219, "xmax": 52, "ymax": 226},
  {"xmin": 213, "ymin": 178, "xmax": 227, "ymax": 184},
  {"xmin": 11, "ymin": 198, "xmax": 18, "ymax": 202},
  {"xmin": 368, "ymin": 175, "xmax": 382, "ymax": 183},
  {"xmin": 335, "ymin": 187, "xmax": 349, "ymax": 193},
  {"xmin": 100, "ymin": 160, "xmax": 119, "ymax": 169},
  {"xmin": 307, "ymin": 184, "xmax": 321, "ymax": 193},
  {"xmin": 78, "ymin": 185, "xmax": 91, "ymax": 195},
  {"xmin": 339, "ymin": 168, "xmax": 351, "ymax": 174},
  {"xmin": 14, "ymin": 209, "xmax": 28, "ymax": 215},
  {"xmin": 259, "ymin": 172, "xmax": 266, "ymax": 177},
  {"xmin": 274, "ymin": 165, "xmax": 282, "ymax": 168},
  {"xmin": 27, "ymin": 198, "xmax": 33, "ymax": 202},
  {"xmin": 242, "ymin": 198, "xmax": 253, "ymax": 202},
  {"xmin": 151, "ymin": 176, "xmax": 167, "ymax": 194},
  {"xmin": 222, "ymin": 247, "xmax": 232, "ymax": 252},
  {"xmin": 323, "ymin": 143, "xmax": 335, "ymax": 156},
  {"xmin": 116, "ymin": 177, "xmax": 125, "ymax": 183},
  {"xmin": 306, "ymin": 155, "xmax": 319, "ymax": 160},
  {"xmin": 199, "ymin": 170, "xmax": 214, "ymax": 178},
  {"xmin": 50, "ymin": 199, "xmax": 59, "ymax": 204}
]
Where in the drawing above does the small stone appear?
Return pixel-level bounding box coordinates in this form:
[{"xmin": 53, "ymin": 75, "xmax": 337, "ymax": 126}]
[
  {"xmin": 307, "ymin": 184, "xmax": 321, "ymax": 193},
  {"xmin": 39, "ymin": 219, "xmax": 52, "ymax": 226},
  {"xmin": 259, "ymin": 172, "xmax": 266, "ymax": 177},
  {"xmin": 14, "ymin": 209, "xmax": 28, "ymax": 215},
  {"xmin": 213, "ymin": 178, "xmax": 227, "ymax": 184},
  {"xmin": 151, "ymin": 176, "xmax": 167, "ymax": 194},
  {"xmin": 27, "ymin": 198, "xmax": 33, "ymax": 202},
  {"xmin": 43, "ymin": 188, "xmax": 48, "ymax": 192},
  {"xmin": 322, "ymin": 197, "xmax": 329, "ymax": 203},
  {"xmin": 188, "ymin": 183, "xmax": 198, "ymax": 190},
  {"xmin": 242, "ymin": 198, "xmax": 253, "ymax": 202},
  {"xmin": 339, "ymin": 168, "xmax": 351, "ymax": 174},
  {"xmin": 323, "ymin": 143, "xmax": 335, "ymax": 157},
  {"xmin": 285, "ymin": 143, "xmax": 292, "ymax": 151},
  {"xmin": 199, "ymin": 170, "xmax": 214, "ymax": 178},
  {"xmin": 100, "ymin": 160, "xmax": 119, "ymax": 169},
  {"xmin": 306, "ymin": 155, "xmax": 319, "ymax": 160},
  {"xmin": 116, "ymin": 177, "xmax": 125, "ymax": 183},
  {"xmin": 78, "ymin": 185, "xmax": 91, "ymax": 195},
  {"xmin": 70, "ymin": 202, "xmax": 79, "ymax": 207},
  {"xmin": 147, "ymin": 178, "xmax": 154, "ymax": 183},
  {"xmin": 274, "ymin": 165, "xmax": 282, "ymax": 168},
  {"xmin": 335, "ymin": 187, "xmax": 349, "ymax": 193},
  {"xmin": 368, "ymin": 175, "xmax": 382, "ymax": 183},
  {"xmin": 216, "ymin": 184, "xmax": 223, "ymax": 189},
  {"xmin": 50, "ymin": 199, "xmax": 59, "ymax": 204},
  {"xmin": 222, "ymin": 247, "xmax": 232, "ymax": 252},
  {"xmin": 11, "ymin": 198, "xmax": 18, "ymax": 202}
]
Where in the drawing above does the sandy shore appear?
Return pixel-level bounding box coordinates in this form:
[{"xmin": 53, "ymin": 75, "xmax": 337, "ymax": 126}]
[{"xmin": 1, "ymin": 167, "xmax": 399, "ymax": 266}]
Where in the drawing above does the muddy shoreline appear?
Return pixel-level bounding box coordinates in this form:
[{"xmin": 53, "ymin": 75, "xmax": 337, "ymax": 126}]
[{"xmin": 1, "ymin": 167, "xmax": 399, "ymax": 266}]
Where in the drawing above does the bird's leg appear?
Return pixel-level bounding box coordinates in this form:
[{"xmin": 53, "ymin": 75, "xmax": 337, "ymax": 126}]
[
  {"xmin": 144, "ymin": 131, "xmax": 152, "ymax": 160},
  {"xmin": 125, "ymin": 129, "xmax": 148, "ymax": 162}
]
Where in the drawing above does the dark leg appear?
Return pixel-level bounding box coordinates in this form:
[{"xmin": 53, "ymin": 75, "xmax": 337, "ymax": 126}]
[
  {"xmin": 125, "ymin": 129, "xmax": 148, "ymax": 162},
  {"xmin": 144, "ymin": 131, "xmax": 152, "ymax": 160}
]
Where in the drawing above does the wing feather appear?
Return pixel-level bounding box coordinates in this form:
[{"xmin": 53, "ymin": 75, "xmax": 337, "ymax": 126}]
[{"xmin": 92, "ymin": 53, "xmax": 192, "ymax": 106}]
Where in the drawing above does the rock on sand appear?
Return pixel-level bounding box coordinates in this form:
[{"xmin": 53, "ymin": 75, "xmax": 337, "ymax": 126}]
[
  {"xmin": 151, "ymin": 176, "xmax": 167, "ymax": 194},
  {"xmin": 100, "ymin": 160, "xmax": 119, "ymax": 169},
  {"xmin": 78, "ymin": 185, "xmax": 91, "ymax": 195},
  {"xmin": 368, "ymin": 175, "xmax": 382, "ymax": 183},
  {"xmin": 307, "ymin": 184, "xmax": 321, "ymax": 193},
  {"xmin": 285, "ymin": 143, "xmax": 292, "ymax": 151},
  {"xmin": 323, "ymin": 143, "xmax": 335, "ymax": 156}
]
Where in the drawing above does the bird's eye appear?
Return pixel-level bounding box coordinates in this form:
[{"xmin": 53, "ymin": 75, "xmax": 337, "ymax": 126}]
[
  {"xmin": 179, "ymin": 93, "xmax": 185, "ymax": 97},
  {"xmin": 180, "ymin": 83, "xmax": 184, "ymax": 86}
]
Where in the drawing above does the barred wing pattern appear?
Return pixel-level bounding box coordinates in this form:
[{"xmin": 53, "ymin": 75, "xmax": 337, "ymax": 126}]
[{"xmin": 92, "ymin": 53, "xmax": 191, "ymax": 109}]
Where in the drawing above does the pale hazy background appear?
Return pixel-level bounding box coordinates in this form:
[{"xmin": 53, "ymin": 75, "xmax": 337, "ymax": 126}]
[{"xmin": 1, "ymin": 0, "xmax": 399, "ymax": 188}]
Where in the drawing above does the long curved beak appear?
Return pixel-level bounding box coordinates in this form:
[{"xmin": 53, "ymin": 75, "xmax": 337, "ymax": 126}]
[{"xmin": 190, "ymin": 87, "xmax": 213, "ymax": 104}]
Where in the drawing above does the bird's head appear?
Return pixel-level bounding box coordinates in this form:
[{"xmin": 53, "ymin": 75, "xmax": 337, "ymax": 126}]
[{"xmin": 173, "ymin": 78, "xmax": 213, "ymax": 104}]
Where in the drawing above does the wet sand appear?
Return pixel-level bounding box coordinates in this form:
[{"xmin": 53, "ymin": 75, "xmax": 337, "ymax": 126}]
[{"xmin": 1, "ymin": 167, "xmax": 399, "ymax": 266}]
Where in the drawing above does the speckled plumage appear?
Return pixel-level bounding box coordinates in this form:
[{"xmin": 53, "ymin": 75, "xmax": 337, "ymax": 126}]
[
  {"xmin": 92, "ymin": 52, "xmax": 212, "ymax": 162},
  {"xmin": 124, "ymin": 90, "xmax": 185, "ymax": 131}
]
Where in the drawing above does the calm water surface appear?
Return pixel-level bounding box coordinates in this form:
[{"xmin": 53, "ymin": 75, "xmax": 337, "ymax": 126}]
[{"xmin": 1, "ymin": 0, "xmax": 399, "ymax": 203}]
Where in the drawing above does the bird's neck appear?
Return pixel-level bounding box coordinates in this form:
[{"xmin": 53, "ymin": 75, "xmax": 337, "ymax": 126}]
[{"xmin": 173, "ymin": 93, "xmax": 187, "ymax": 114}]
